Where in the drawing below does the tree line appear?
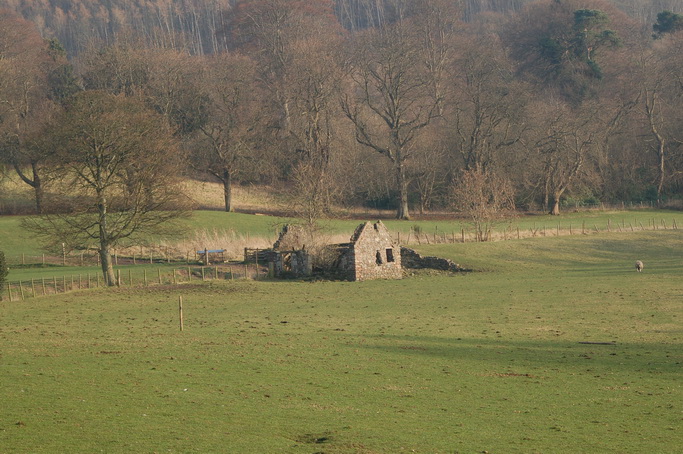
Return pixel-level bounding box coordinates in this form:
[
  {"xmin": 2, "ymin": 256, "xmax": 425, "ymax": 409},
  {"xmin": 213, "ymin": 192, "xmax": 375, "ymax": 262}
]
[{"xmin": 1, "ymin": 0, "xmax": 683, "ymax": 283}]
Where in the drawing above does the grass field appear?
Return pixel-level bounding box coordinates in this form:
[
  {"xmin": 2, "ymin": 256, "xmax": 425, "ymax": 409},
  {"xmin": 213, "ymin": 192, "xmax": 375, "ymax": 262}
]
[{"xmin": 1, "ymin": 217, "xmax": 681, "ymax": 452}]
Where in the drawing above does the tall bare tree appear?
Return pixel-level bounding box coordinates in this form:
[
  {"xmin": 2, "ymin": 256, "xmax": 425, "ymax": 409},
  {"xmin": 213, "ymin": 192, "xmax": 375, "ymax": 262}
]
[
  {"xmin": 24, "ymin": 91, "xmax": 188, "ymax": 285},
  {"xmin": 635, "ymin": 34, "xmax": 683, "ymax": 205},
  {"xmin": 525, "ymin": 100, "xmax": 609, "ymax": 215},
  {"xmin": 194, "ymin": 53, "xmax": 262, "ymax": 212},
  {"xmin": 342, "ymin": 14, "xmax": 444, "ymax": 219},
  {"xmin": 449, "ymin": 33, "xmax": 526, "ymax": 172},
  {"xmin": 0, "ymin": 11, "xmax": 66, "ymax": 214}
]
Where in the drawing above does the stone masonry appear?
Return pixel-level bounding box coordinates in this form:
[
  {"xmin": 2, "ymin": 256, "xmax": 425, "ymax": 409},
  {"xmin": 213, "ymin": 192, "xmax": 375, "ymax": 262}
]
[{"xmin": 337, "ymin": 221, "xmax": 402, "ymax": 281}]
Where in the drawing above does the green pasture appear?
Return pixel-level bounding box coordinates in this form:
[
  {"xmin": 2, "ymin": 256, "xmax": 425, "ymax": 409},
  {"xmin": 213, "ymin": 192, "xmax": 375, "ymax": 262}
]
[{"xmin": 1, "ymin": 228, "xmax": 681, "ymax": 453}]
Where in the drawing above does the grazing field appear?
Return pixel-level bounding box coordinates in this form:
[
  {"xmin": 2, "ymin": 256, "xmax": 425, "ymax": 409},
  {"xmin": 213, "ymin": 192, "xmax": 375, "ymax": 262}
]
[{"xmin": 1, "ymin": 227, "xmax": 681, "ymax": 453}]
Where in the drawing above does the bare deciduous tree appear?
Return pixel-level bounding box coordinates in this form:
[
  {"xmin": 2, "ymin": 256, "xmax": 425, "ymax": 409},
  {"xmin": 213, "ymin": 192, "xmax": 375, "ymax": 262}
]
[
  {"xmin": 24, "ymin": 91, "xmax": 188, "ymax": 286},
  {"xmin": 342, "ymin": 16, "xmax": 443, "ymax": 220},
  {"xmin": 525, "ymin": 100, "xmax": 606, "ymax": 215},
  {"xmin": 0, "ymin": 11, "xmax": 66, "ymax": 214},
  {"xmin": 635, "ymin": 34, "xmax": 683, "ymax": 205},
  {"xmin": 194, "ymin": 53, "xmax": 261, "ymax": 212}
]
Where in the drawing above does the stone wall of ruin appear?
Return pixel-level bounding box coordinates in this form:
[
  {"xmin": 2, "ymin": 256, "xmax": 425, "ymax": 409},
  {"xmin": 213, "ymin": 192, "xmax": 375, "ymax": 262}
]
[{"xmin": 400, "ymin": 247, "xmax": 459, "ymax": 272}]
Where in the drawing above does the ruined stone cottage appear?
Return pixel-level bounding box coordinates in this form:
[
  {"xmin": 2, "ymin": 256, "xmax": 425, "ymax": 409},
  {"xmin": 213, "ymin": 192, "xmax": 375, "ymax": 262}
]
[
  {"xmin": 336, "ymin": 221, "xmax": 402, "ymax": 281},
  {"xmin": 267, "ymin": 221, "xmax": 403, "ymax": 281}
]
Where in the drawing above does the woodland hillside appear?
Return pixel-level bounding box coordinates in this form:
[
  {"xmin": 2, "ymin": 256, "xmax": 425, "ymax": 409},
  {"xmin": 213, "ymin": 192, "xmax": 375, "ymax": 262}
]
[{"xmin": 1, "ymin": 0, "xmax": 683, "ymax": 225}]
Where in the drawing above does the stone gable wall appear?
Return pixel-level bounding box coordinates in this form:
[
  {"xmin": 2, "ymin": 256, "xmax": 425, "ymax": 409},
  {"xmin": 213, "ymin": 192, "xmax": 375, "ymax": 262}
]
[{"xmin": 341, "ymin": 221, "xmax": 402, "ymax": 281}]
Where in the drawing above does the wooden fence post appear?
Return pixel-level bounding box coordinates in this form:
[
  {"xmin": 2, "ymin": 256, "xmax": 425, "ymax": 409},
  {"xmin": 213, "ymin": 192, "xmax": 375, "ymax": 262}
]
[
  {"xmin": 179, "ymin": 296, "xmax": 184, "ymax": 332},
  {"xmin": 255, "ymin": 249, "xmax": 260, "ymax": 279}
]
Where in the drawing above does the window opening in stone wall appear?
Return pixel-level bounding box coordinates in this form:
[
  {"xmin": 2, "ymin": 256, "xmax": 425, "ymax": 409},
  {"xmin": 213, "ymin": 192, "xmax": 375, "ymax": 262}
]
[
  {"xmin": 376, "ymin": 251, "xmax": 383, "ymax": 265},
  {"xmin": 386, "ymin": 248, "xmax": 395, "ymax": 262}
]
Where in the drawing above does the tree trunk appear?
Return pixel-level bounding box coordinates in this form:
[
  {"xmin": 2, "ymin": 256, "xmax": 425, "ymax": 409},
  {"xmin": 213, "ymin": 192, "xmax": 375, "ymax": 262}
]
[
  {"xmin": 99, "ymin": 246, "xmax": 117, "ymax": 286},
  {"xmin": 97, "ymin": 191, "xmax": 116, "ymax": 286},
  {"xmin": 395, "ymin": 161, "xmax": 410, "ymax": 220},
  {"xmin": 13, "ymin": 161, "xmax": 43, "ymax": 214},
  {"xmin": 543, "ymin": 179, "xmax": 550, "ymax": 214},
  {"xmin": 33, "ymin": 176, "xmax": 43, "ymax": 215},
  {"xmin": 222, "ymin": 169, "xmax": 233, "ymax": 212},
  {"xmin": 656, "ymin": 138, "xmax": 665, "ymax": 207}
]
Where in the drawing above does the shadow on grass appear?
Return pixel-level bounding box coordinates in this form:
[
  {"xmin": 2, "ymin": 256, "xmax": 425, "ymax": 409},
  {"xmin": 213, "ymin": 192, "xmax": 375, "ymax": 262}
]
[{"xmin": 347, "ymin": 334, "xmax": 682, "ymax": 377}]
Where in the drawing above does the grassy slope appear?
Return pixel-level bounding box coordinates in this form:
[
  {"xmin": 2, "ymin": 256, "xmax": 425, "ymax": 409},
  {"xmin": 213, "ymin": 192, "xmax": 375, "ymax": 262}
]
[{"xmin": 1, "ymin": 229, "xmax": 681, "ymax": 453}]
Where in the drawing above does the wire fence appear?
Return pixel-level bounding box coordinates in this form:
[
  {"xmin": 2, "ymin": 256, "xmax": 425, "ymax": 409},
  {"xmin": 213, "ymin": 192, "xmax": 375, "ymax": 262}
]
[
  {"xmin": 2, "ymin": 263, "xmax": 269, "ymax": 302},
  {"xmin": 7, "ymin": 216, "xmax": 679, "ymax": 267}
]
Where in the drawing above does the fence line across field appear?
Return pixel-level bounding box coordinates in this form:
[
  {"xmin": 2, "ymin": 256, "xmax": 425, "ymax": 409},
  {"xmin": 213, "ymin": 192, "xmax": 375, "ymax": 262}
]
[
  {"xmin": 5, "ymin": 217, "xmax": 680, "ymax": 267},
  {"xmin": 2, "ymin": 264, "xmax": 266, "ymax": 302}
]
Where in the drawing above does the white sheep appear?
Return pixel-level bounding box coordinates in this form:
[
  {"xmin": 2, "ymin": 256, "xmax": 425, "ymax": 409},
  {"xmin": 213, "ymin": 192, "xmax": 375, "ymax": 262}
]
[{"xmin": 635, "ymin": 260, "xmax": 644, "ymax": 272}]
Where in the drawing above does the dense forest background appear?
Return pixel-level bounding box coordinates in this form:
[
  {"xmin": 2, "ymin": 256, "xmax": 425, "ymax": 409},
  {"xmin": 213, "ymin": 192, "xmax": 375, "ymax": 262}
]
[
  {"xmin": 0, "ymin": 0, "xmax": 683, "ymax": 56},
  {"xmin": 2, "ymin": 0, "xmax": 683, "ymax": 222},
  {"xmin": 3, "ymin": 0, "xmax": 681, "ymax": 56}
]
